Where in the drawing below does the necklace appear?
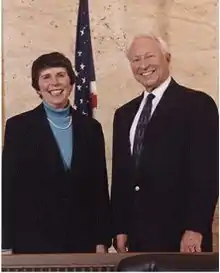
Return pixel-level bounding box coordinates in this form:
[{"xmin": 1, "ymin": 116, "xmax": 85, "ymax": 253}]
[{"xmin": 47, "ymin": 116, "xmax": 72, "ymax": 130}]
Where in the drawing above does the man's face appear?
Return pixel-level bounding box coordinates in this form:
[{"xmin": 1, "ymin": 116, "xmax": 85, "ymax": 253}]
[
  {"xmin": 38, "ymin": 67, "xmax": 73, "ymax": 109},
  {"xmin": 127, "ymin": 37, "xmax": 170, "ymax": 91}
]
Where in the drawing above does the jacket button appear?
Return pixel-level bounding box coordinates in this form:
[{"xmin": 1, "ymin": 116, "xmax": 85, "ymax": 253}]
[{"xmin": 135, "ymin": 185, "xmax": 140, "ymax": 192}]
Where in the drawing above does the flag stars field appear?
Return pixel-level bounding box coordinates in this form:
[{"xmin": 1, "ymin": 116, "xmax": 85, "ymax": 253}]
[
  {"xmin": 80, "ymin": 63, "xmax": 85, "ymax": 70},
  {"xmin": 77, "ymin": 85, "xmax": 82, "ymax": 91},
  {"xmin": 74, "ymin": 0, "xmax": 97, "ymax": 117}
]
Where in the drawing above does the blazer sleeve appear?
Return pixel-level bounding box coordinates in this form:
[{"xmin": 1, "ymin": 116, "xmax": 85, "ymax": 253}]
[
  {"xmin": 2, "ymin": 119, "xmax": 18, "ymax": 250},
  {"xmin": 111, "ymin": 110, "xmax": 129, "ymax": 237},
  {"xmin": 185, "ymin": 93, "xmax": 219, "ymax": 235},
  {"xmin": 91, "ymin": 121, "xmax": 111, "ymax": 248}
]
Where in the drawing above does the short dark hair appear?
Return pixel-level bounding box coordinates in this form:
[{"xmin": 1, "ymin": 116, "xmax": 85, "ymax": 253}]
[{"xmin": 31, "ymin": 52, "xmax": 76, "ymax": 90}]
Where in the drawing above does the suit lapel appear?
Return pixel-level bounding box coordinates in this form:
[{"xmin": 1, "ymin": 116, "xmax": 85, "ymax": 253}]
[
  {"xmin": 70, "ymin": 109, "xmax": 84, "ymax": 171},
  {"xmin": 143, "ymin": 78, "xmax": 179, "ymax": 134},
  {"xmin": 137, "ymin": 79, "xmax": 180, "ymax": 170},
  {"xmin": 126, "ymin": 79, "xmax": 178, "ymax": 157},
  {"xmin": 125, "ymin": 93, "xmax": 144, "ymax": 156},
  {"xmin": 32, "ymin": 104, "xmax": 68, "ymax": 173}
]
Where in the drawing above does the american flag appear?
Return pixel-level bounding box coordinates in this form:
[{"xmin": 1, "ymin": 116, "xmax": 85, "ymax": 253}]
[{"xmin": 74, "ymin": 0, "xmax": 97, "ymax": 117}]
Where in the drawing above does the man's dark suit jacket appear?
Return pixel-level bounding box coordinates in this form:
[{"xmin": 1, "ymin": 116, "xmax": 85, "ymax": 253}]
[
  {"xmin": 2, "ymin": 103, "xmax": 111, "ymax": 253},
  {"xmin": 111, "ymin": 79, "xmax": 218, "ymax": 252}
]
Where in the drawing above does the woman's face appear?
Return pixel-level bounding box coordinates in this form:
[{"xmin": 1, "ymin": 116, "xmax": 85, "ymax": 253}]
[{"xmin": 38, "ymin": 67, "xmax": 73, "ymax": 109}]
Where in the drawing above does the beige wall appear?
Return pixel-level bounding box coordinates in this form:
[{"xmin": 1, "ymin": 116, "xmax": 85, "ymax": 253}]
[{"xmin": 3, "ymin": 0, "xmax": 219, "ymax": 250}]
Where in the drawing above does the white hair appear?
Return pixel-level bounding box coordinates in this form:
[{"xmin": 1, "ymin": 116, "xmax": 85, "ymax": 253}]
[{"xmin": 126, "ymin": 33, "xmax": 170, "ymax": 59}]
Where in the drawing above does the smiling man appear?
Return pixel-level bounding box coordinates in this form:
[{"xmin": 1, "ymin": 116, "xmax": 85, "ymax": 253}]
[
  {"xmin": 111, "ymin": 34, "xmax": 218, "ymax": 253},
  {"xmin": 2, "ymin": 52, "xmax": 111, "ymax": 254}
]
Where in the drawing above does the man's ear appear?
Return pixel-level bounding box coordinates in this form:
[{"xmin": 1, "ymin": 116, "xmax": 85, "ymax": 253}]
[{"xmin": 166, "ymin": 53, "xmax": 171, "ymax": 63}]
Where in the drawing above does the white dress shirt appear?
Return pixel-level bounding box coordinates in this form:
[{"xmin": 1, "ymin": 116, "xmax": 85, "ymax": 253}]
[{"xmin": 129, "ymin": 76, "xmax": 171, "ymax": 154}]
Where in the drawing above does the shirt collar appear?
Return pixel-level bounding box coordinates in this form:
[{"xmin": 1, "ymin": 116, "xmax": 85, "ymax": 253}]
[
  {"xmin": 143, "ymin": 76, "xmax": 171, "ymax": 100},
  {"xmin": 43, "ymin": 101, "xmax": 71, "ymax": 118}
]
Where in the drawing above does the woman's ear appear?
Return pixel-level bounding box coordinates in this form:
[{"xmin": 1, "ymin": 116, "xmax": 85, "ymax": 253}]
[{"xmin": 36, "ymin": 91, "xmax": 42, "ymax": 99}]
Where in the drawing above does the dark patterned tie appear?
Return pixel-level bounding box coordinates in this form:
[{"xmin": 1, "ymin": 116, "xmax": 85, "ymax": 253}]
[{"xmin": 133, "ymin": 93, "xmax": 155, "ymax": 167}]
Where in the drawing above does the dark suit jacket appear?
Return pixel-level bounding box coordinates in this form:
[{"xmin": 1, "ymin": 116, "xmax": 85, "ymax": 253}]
[
  {"xmin": 111, "ymin": 79, "xmax": 218, "ymax": 252},
  {"xmin": 2, "ymin": 103, "xmax": 111, "ymax": 253}
]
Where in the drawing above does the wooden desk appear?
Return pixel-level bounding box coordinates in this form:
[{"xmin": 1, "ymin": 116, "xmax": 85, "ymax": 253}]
[{"xmin": 2, "ymin": 252, "xmax": 218, "ymax": 271}]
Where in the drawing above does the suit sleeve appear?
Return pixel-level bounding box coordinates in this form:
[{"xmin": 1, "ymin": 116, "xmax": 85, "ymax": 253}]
[
  {"xmin": 2, "ymin": 119, "xmax": 17, "ymax": 250},
  {"xmin": 92, "ymin": 121, "xmax": 111, "ymax": 248},
  {"xmin": 185, "ymin": 93, "xmax": 219, "ymax": 235},
  {"xmin": 111, "ymin": 110, "xmax": 129, "ymax": 237}
]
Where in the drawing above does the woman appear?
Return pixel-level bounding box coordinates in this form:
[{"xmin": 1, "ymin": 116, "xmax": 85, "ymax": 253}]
[{"xmin": 2, "ymin": 52, "xmax": 111, "ymax": 253}]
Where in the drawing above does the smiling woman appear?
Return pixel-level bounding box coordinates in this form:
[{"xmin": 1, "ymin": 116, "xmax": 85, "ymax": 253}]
[
  {"xmin": 31, "ymin": 52, "xmax": 76, "ymax": 108},
  {"xmin": 2, "ymin": 52, "xmax": 111, "ymax": 254},
  {"xmin": 37, "ymin": 67, "xmax": 73, "ymax": 109}
]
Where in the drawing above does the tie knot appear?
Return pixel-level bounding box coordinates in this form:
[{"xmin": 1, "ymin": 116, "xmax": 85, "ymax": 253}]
[{"xmin": 147, "ymin": 93, "xmax": 155, "ymax": 102}]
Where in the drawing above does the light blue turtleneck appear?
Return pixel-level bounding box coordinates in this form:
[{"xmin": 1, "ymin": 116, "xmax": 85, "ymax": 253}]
[{"xmin": 43, "ymin": 101, "xmax": 73, "ymax": 170}]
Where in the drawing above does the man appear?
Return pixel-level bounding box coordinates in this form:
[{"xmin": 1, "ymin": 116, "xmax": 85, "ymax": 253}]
[
  {"xmin": 111, "ymin": 34, "xmax": 218, "ymax": 252},
  {"xmin": 2, "ymin": 52, "xmax": 111, "ymax": 253}
]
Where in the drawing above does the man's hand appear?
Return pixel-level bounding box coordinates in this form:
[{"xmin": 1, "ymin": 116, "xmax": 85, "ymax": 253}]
[
  {"xmin": 96, "ymin": 244, "xmax": 107, "ymax": 253},
  {"xmin": 180, "ymin": 230, "xmax": 203, "ymax": 252},
  {"xmin": 115, "ymin": 234, "xmax": 128, "ymax": 253}
]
